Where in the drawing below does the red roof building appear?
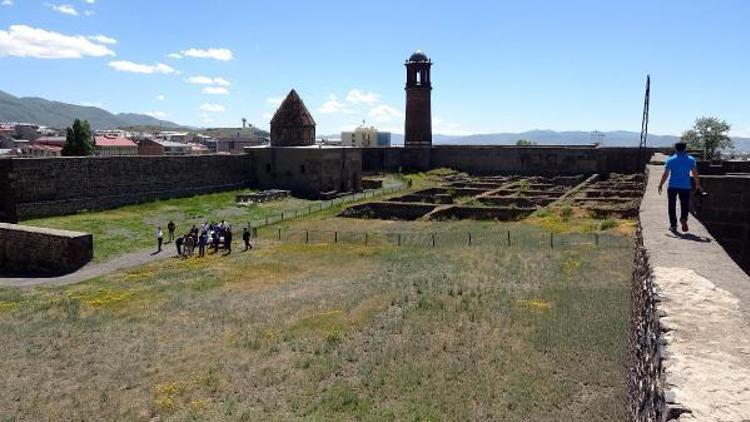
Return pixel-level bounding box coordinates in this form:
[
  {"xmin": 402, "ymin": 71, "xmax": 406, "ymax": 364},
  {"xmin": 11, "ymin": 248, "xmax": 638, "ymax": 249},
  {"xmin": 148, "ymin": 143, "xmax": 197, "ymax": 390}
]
[{"xmin": 94, "ymin": 135, "xmax": 138, "ymax": 156}]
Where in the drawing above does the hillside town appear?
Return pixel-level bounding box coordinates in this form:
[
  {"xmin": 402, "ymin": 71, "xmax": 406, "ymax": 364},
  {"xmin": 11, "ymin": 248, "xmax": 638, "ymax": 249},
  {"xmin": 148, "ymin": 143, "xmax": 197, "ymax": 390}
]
[{"xmin": 0, "ymin": 120, "xmax": 393, "ymax": 158}]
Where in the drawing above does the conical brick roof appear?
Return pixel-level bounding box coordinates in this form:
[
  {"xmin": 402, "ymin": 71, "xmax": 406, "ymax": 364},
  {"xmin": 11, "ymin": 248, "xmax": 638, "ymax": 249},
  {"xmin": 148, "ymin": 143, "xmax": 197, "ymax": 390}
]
[{"xmin": 270, "ymin": 89, "xmax": 316, "ymax": 128}]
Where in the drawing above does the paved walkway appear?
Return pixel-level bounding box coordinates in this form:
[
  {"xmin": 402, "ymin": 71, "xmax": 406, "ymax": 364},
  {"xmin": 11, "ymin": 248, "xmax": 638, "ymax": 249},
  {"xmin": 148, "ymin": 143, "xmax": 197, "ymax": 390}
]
[
  {"xmin": 0, "ymin": 248, "xmax": 174, "ymax": 288},
  {"xmin": 641, "ymin": 164, "xmax": 750, "ymax": 421}
]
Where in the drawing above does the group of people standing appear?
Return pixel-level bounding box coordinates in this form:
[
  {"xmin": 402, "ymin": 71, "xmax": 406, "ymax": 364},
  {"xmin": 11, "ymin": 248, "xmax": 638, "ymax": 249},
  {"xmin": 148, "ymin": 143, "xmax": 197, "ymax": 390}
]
[{"xmin": 155, "ymin": 220, "xmax": 252, "ymax": 257}]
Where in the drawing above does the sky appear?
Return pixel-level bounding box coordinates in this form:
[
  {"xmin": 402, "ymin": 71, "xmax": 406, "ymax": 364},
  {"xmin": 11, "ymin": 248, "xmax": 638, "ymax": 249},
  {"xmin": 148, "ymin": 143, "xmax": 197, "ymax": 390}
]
[{"xmin": 1, "ymin": 0, "xmax": 749, "ymax": 137}]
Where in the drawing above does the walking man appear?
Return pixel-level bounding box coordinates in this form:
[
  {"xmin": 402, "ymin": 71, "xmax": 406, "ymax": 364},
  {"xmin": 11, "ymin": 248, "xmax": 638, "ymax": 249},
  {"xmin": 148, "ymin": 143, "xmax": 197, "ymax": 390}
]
[
  {"xmin": 225, "ymin": 226, "xmax": 233, "ymax": 254},
  {"xmin": 658, "ymin": 142, "xmax": 701, "ymax": 233},
  {"xmin": 167, "ymin": 220, "xmax": 175, "ymax": 243},
  {"xmin": 156, "ymin": 226, "xmax": 164, "ymax": 252},
  {"xmin": 242, "ymin": 227, "xmax": 252, "ymax": 251}
]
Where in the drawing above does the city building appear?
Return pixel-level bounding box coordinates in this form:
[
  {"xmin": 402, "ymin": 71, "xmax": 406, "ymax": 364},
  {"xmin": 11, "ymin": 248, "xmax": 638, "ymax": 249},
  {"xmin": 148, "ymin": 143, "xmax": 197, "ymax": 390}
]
[
  {"xmin": 341, "ymin": 125, "xmax": 391, "ymax": 147},
  {"xmin": 94, "ymin": 135, "xmax": 138, "ymax": 156},
  {"xmin": 404, "ymin": 50, "xmax": 433, "ymax": 147},
  {"xmin": 138, "ymin": 138, "xmax": 191, "ymax": 156},
  {"xmin": 21, "ymin": 143, "xmax": 62, "ymax": 157},
  {"xmin": 14, "ymin": 124, "xmax": 40, "ymax": 141}
]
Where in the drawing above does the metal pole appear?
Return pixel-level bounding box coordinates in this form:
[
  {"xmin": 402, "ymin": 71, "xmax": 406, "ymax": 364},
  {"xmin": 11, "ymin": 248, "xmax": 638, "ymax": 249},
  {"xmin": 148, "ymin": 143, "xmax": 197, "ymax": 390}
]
[
  {"xmin": 334, "ymin": 231, "xmax": 338, "ymax": 243},
  {"xmin": 507, "ymin": 230, "xmax": 511, "ymax": 247},
  {"xmin": 468, "ymin": 232, "xmax": 472, "ymax": 246},
  {"xmin": 306, "ymin": 230, "xmax": 309, "ymax": 244},
  {"xmin": 398, "ymin": 233, "xmax": 401, "ymax": 246},
  {"xmin": 432, "ymin": 233, "xmax": 435, "ymax": 247},
  {"xmin": 550, "ymin": 232, "xmax": 554, "ymax": 249},
  {"xmin": 365, "ymin": 233, "xmax": 368, "ymax": 246},
  {"xmin": 277, "ymin": 228, "xmax": 281, "ymax": 240}
]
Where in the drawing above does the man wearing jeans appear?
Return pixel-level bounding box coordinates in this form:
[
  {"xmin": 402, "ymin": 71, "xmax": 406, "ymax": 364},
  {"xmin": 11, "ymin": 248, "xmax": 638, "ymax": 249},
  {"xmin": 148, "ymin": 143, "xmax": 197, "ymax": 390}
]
[{"xmin": 658, "ymin": 142, "xmax": 701, "ymax": 232}]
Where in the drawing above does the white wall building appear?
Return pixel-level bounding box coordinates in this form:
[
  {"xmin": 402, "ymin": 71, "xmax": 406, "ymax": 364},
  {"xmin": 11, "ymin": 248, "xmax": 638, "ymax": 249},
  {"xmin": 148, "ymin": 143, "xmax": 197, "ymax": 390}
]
[{"xmin": 341, "ymin": 125, "xmax": 391, "ymax": 148}]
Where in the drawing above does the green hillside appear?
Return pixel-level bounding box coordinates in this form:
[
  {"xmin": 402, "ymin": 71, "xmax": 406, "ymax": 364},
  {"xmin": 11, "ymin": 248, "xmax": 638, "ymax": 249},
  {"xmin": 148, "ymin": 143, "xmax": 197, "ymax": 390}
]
[{"xmin": 0, "ymin": 90, "xmax": 182, "ymax": 130}]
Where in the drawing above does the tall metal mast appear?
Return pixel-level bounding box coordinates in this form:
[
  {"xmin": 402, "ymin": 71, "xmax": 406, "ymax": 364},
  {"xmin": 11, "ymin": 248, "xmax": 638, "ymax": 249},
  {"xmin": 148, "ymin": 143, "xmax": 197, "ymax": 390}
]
[{"xmin": 638, "ymin": 75, "xmax": 651, "ymax": 171}]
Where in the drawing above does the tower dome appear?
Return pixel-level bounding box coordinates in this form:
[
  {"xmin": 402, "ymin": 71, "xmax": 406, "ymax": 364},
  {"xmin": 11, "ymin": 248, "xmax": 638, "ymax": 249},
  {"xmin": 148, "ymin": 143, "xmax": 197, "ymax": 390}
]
[{"xmin": 407, "ymin": 50, "xmax": 430, "ymax": 63}]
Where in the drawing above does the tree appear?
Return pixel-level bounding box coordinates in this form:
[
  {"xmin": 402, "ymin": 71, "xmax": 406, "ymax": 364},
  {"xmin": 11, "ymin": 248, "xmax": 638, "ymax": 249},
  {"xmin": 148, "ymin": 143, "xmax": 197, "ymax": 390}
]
[
  {"xmin": 62, "ymin": 119, "xmax": 94, "ymax": 156},
  {"xmin": 516, "ymin": 139, "xmax": 537, "ymax": 146},
  {"xmin": 681, "ymin": 116, "xmax": 733, "ymax": 159}
]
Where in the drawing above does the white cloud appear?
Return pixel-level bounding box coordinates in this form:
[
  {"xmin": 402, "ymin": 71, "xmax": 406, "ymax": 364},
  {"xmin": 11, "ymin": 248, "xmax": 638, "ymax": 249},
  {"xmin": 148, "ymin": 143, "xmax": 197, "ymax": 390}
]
[
  {"xmin": 156, "ymin": 94, "xmax": 166, "ymax": 101},
  {"xmin": 167, "ymin": 53, "xmax": 182, "ymax": 59},
  {"xmin": 200, "ymin": 103, "xmax": 225, "ymax": 113},
  {"xmin": 184, "ymin": 76, "xmax": 230, "ymax": 86},
  {"xmin": 262, "ymin": 112, "xmax": 273, "ymax": 120},
  {"xmin": 0, "ymin": 25, "xmax": 115, "ymax": 59},
  {"xmin": 1, "ymin": 0, "xmax": 13, "ymax": 7},
  {"xmin": 80, "ymin": 101, "xmax": 103, "ymax": 107},
  {"xmin": 266, "ymin": 97, "xmax": 283, "ymax": 106},
  {"xmin": 319, "ymin": 95, "xmax": 354, "ymax": 114},
  {"xmin": 369, "ymin": 105, "xmax": 403, "ymax": 122},
  {"xmin": 202, "ymin": 86, "xmax": 229, "ymax": 95},
  {"xmin": 84, "ymin": 10, "xmax": 93, "ymax": 16},
  {"xmin": 84, "ymin": 0, "xmax": 95, "ymax": 4},
  {"xmin": 145, "ymin": 111, "xmax": 167, "ymax": 119},
  {"xmin": 50, "ymin": 4, "xmax": 79, "ymax": 16},
  {"xmin": 108, "ymin": 61, "xmax": 176, "ymax": 74},
  {"xmin": 87, "ymin": 34, "xmax": 117, "ymax": 45},
  {"xmin": 346, "ymin": 89, "xmax": 381, "ymax": 105},
  {"xmin": 176, "ymin": 48, "xmax": 233, "ymax": 61}
]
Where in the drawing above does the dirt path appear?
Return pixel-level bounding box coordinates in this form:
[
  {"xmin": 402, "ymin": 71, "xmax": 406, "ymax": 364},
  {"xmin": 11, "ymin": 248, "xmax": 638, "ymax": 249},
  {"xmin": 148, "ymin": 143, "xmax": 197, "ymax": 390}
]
[
  {"xmin": 0, "ymin": 247, "xmax": 176, "ymax": 288},
  {"xmin": 641, "ymin": 163, "xmax": 750, "ymax": 421}
]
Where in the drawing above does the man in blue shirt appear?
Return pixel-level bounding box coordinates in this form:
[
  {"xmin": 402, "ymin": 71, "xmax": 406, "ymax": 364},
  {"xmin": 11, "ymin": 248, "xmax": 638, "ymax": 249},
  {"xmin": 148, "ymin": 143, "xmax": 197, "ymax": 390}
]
[{"xmin": 658, "ymin": 142, "xmax": 701, "ymax": 232}]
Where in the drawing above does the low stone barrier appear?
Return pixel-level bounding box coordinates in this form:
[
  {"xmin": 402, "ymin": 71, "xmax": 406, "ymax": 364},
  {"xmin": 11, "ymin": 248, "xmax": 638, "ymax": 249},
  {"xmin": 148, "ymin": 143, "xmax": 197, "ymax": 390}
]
[
  {"xmin": 0, "ymin": 223, "xmax": 92, "ymax": 275},
  {"xmin": 627, "ymin": 223, "xmax": 667, "ymax": 421}
]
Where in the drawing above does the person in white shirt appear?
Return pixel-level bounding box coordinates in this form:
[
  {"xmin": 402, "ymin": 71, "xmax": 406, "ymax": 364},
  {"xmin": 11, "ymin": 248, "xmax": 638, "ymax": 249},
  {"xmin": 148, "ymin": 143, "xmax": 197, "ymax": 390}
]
[{"xmin": 156, "ymin": 226, "xmax": 164, "ymax": 252}]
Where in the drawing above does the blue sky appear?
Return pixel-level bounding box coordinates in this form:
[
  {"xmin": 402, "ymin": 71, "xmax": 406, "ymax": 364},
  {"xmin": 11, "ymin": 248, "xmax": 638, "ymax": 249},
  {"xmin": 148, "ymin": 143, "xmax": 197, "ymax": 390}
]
[{"xmin": 1, "ymin": 0, "xmax": 749, "ymax": 137}]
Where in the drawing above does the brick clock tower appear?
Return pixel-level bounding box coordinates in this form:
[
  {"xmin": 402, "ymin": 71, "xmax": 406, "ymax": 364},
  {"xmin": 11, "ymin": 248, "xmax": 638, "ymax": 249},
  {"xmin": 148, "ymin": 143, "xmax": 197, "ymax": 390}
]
[{"xmin": 404, "ymin": 50, "xmax": 432, "ymax": 147}]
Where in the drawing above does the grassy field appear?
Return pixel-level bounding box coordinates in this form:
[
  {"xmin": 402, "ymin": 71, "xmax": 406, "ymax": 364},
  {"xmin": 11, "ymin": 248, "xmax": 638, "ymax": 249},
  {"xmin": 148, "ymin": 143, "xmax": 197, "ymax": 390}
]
[
  {"xmin": 2, "ymin": 170, "xmax": 634, "ymax": 420},
  {"xmin": 0, "ymin": 218, "xmax": 632, "ymax": 421},
  {"xmin": 21, "ymin": 190, "xmax": 323, "ymax": 262}
]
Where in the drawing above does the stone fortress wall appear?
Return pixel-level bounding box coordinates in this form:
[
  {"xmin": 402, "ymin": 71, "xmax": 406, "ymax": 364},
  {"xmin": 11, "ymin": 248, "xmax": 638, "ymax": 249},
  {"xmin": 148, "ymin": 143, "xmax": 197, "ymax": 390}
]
[
  {"xmin": 0, "ymin": 146, "xmax": 652, "ymax": 224},
  {"xmin": 0, "ymin": 223, "xmax": 93, "ymax": 275},
  {"xmin": 363, "ymin": 145, "xmax": 652, "ymax": 175},
  {"xmin": 0, "ymin": 155, "xmax": 253, "ymax": 222},
  {"xmin": 696, "ymin": 164, "xmax": 750, "ymax": 275}
]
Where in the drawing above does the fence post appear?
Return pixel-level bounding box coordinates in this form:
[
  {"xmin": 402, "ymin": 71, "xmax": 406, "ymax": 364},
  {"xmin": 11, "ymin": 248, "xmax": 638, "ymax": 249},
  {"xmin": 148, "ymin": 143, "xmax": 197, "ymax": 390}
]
[
  {"xmin": 265, "ymin": 216, "xmax": 268, "ymax": 225},
  {"xmin": 595, "ymin": 233, "xmax": 599, "ymax": 247},
  {"xmin": 306, "ymin": 230, "xmax": 309, "ymax": 244},
  {"xmin": 281, "ymin": 211, "xmax": 284, "ymax": 220},
  {"xmin": 308, "ymin": 205, "xmax": 312, "ymax": 214},
  {"xmin": 398, "ymin": 233, "xmax": 401, "ymax": 246},
  {"xmin": 468, "ymin": 232, "xmax": 472, "ymax": 246},
  {"xmin": 252, "ymin": 227, "xmax": 258, "ymax": 238},
  {"xmin": 507, "ymin": 229, "xmax": 511, "ymax": 247},
  {"xmin": 295, "ymin": 210, "xmax": 297, "ymax": 218},
  {"xmin": 365, "ymin": 233, "xmax": 368, "ymax": 246},
  {"xmin": 320, "ymin": 203, "xmax": 323, "ymax": 210},
  {"xmin": 431, "ymin": 233, "xmax": 436, "ymax": 247},
  {"xmin": 550, "ymin": 232, "xmax": 554, "ymax": 249},
  {"xmin": 334, "ymin": 231, "xmax": 338, "ymax": 243},
  {"xmin": 277, "ymin": 228, "xmax": 281, "ymax": 240}
]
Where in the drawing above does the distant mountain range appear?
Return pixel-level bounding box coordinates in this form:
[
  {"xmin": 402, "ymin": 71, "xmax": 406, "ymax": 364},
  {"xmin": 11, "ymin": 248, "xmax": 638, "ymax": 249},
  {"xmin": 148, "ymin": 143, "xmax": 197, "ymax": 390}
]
[
  {"xmin": 387, "ymin": 130, "xmax": 750, "ymax": 152},
  {"xmin": 0, "ymin": 90, "xmax": 182, "ymax": 130}
]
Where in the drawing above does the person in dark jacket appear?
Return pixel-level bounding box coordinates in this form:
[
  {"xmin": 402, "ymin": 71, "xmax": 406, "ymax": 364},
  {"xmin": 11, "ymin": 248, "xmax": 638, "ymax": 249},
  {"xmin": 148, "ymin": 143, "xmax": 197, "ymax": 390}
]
[
  {"xmin": 242, "ymin": 227, "xmax": 252, "ymax": 251},
  {"xmin": 167, "ymin": 221, "xmax": 175, "ymax": 243},
  {"xmin": 225, "ymin": 226, "xmax": 233, "ymax": 254},
  {"xmin": 175, "ymin": 235, "xmax": 184, "ymax": 256}
]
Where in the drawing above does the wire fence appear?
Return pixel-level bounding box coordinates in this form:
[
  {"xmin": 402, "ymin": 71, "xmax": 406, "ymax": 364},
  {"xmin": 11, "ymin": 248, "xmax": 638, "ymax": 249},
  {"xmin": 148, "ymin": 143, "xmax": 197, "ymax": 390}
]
[
  {"xmin": 255, "ymin": 227, "xmax": 632, "ymax": 250},
  {"xmin": 244, "ymin": 183, "xmax": 408, "ymax": 230}
]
